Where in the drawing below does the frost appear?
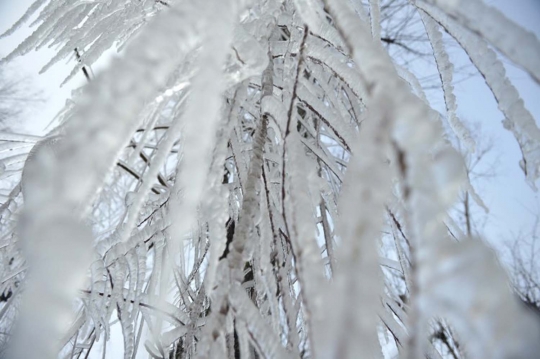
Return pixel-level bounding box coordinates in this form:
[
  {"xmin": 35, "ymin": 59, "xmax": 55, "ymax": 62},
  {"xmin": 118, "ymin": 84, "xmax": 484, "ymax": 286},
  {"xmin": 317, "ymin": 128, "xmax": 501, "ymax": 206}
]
[
  {"xmin": 419, "ymin": 2, "xmax": 540, "ymax": 189},
  {"xmin": 420, "ymin": 10, "xmax": 475, "ymax": 152},
  {"xmin": 229, "ymin": 283, "xmax": 295, "ymax": 359},
  {"xmin": 426, "ymin": 0, "xmax": 540, "ymax": 85},
  {"xmin": 0, "ymin": 0, "xmax": 538, "ymax": 358},
  {"xmin": 0, "ymin": 0, "xmax": 48, "ymax": 39}
]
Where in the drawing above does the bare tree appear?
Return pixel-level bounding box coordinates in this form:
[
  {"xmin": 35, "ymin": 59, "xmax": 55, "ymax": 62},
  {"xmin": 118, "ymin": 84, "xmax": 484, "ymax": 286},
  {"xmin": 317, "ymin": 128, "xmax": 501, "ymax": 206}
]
[
  {"xmin": 0, "ymin": 66, "xmax": 27, "ymax": 130},
  {"xmin": 450, "ymin": 121, "xmax": 499, "ymax": 237},
  {"xmin": 506, "ymin": 207, "xmax": 540, "ymax": 312}
]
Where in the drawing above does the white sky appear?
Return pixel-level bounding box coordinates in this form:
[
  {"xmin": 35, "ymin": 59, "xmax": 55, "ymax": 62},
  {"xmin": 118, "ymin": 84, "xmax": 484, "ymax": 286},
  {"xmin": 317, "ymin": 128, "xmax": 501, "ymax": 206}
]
[
  {"xmin": 0, "ymin": 1, "xmax": 85, "ymax": 133},
  {"xmin": 0, "ymin": 1, "xmax": 539, "ymax": 357}
]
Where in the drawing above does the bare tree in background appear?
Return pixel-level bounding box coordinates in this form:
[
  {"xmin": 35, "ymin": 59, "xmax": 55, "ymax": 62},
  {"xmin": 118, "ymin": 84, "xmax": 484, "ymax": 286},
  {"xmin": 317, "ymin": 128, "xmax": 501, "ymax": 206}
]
[
  {"xmin": 0, "ymin": 1, "xmax": 539, "ymax": 359},
  {"xmin": 450, "ymin": 121, "xmax": 499, "ymax": 237},
  {"xmin": 0, "ymin": 67, "xmax": 24, "ymax": 130},
  {"xmin": 0, "ymin": 63, "xmax": 43, "ymax": 132},
  {"xmin": 506, "ymin": 207, "xmax": 540, "ymax": 312}
]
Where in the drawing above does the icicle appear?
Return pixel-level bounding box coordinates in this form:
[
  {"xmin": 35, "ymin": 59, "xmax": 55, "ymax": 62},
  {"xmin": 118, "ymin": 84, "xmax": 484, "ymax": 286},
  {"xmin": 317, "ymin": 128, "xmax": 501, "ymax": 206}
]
[
  {"xmin": 227, "ymin": 25, "xmax": 269, "ymax": 85},
  {"xmin": 424, "ymin": 0, "xmax": 540, "ymax": 85},
  {"xmin": 27, "ymin": 0, "xmax": 62, "ymax": 28},
  {"xmin": 34, "ymin": 4, "xmax": 90, "ymax": 52},
  {"xmin": 117, "ymin": 96, "xmax": 187, "ymax": 244},
  {"xmin": 298, "ymin": 79, "xmax": 354, "ymax": 149},
  {"xmin": 235, "ymin": 321, "xmax": 252, "ymax": 359},
  {"xmin": 0, "ymin": 0, "xmax": 49, "ymax": 39},
  {"xmin": 11, "ymin": 2, "xmax": 209, "ymax": 358},
  {"xmin": 44, "ymin": 4, "xmax": 95, "ymax": 50},
  {"xmin": 227, "ymin": 113, "xmax": 267, "ymax": 277},
  {"xmin": 306, "ymin": 62, "xmax": 357, "ymax": 135},
  {"xmin": 261, "ymin": 95, "xmax": 287, "ymax": 136},
  {"xmin": 161, "ymin": 325, "xmax": 188, "ymax": 349},
  {"xmin": 320, "ymin": 2, "xmax": 469, "ymax": 358},
  {"xmin": 321, "ymin": 95, "xmax": 393, "ymax": 359},
  {"xmin": 378, "ymin": 307, "xmax": 407, "ymax": 348},
  {"xmin": 39, "ymin": 11, "xmax": 112, "ymax": 75},
  {"xmin": 284, "ymin": 132, "xmax": 328, "ymax": 352},
  {"xmin": 202, "ymin": 91, "xmax": 240, "ymax": 293},
  {"xmin": 419, "ymin": 10, "xmax": 475, "ymax": 152},
  {"xmin": 305, "ymin": 36, "xmax": 368, "ymax": 101},
  {"xmin": 293, "ymin": 0, "xmax": 325, "ymax": 31},
  {"xmin": 125, "ymin": 249, "xmax": 138, "ymax": 305},
  {"xmin": 395, "ymin": 64, "xmax": 428, "ymax": 104},
  {"xmin": 166, "ymin": 0, "xmax": 240, "ymax": 292},
  {"xmin": 257, "ymin": 201, "xmax": 281, "ymax": 331},
  {"xmin": 1, "ymin": 3, "xmax": 70, "ymax": 64},
  {"xmin": 419, "ymin": 2, "xmax": 540, "ymax": 189},
  {"xmin": 293, "ymin": 0, "xmax": 346, "ymax": 50},
  {"xmin": 89, "ymin": 258, "xmax": 107, "ymax": 340},
  {"xmin": 120, "ymin": 315, "xmax": 135, "ymax": 359},
  {"xmin": 229, "ymin": 283, "xmax": 294, "ymax": 359},
  {"xmin": 300, "ymin": 136, "xmax": 344, "ymax": 182}
]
